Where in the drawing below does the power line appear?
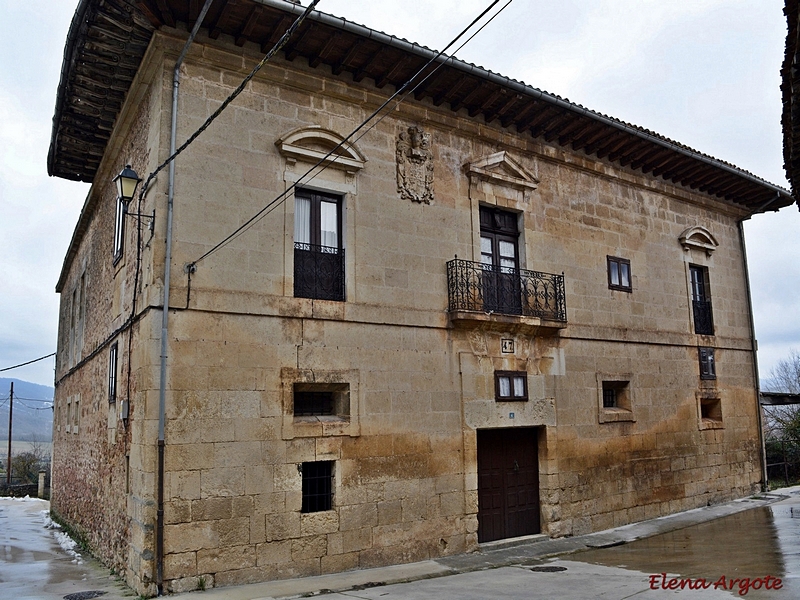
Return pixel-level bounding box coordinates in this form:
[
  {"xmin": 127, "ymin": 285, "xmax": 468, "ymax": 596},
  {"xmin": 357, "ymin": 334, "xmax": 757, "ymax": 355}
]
[
  {"xmin": 189, "ymin": 0, "xmax": 510, "ymax": 268},
  {"xmin": 16, "ymin": 400, "xmax": 53, "ymax": 411},
  {"xmin": 134, "ymin": 0, "xmax": 323, "ymax": 209},
  {"xmin": 251, "ymin": 0, "xmax": 513, "ymax": 230},
  {"xmin": 0, "ymin": 353, "xmax": 55, "ymax": 373},
  {"xmin": 14, "ymin": 398, "xmax": 53, "ymax": 404}
]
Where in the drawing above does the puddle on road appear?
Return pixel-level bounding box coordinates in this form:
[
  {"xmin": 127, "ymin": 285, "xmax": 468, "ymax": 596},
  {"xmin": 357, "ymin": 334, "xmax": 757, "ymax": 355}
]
[{"xmin": 565, "ymin": 501, "xmax": 800, "ymax": 598}]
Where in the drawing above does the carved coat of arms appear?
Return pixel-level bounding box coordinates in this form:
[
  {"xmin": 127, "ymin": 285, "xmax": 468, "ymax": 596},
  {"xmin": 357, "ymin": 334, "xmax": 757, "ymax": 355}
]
[{"xmin": 396, "ymin": 126, "xmax": 434, "ymax": 204}]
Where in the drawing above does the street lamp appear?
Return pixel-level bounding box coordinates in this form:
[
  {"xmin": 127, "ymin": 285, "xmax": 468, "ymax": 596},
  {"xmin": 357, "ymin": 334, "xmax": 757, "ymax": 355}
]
[{"xmin": 113, "ymin": 164, "xmax": 141, "ymax": 208}]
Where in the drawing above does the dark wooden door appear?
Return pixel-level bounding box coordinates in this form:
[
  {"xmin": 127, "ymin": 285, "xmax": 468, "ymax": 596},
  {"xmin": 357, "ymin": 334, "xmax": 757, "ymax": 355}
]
[{"xmin": 477, "ymin": 428, "xmax": 540, "ymax": 542}]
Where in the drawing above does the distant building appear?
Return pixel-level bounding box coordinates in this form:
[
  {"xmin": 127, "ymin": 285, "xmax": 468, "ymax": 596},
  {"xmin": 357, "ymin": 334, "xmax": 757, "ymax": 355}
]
[{"xmin": 50, "ymin": 0, "xmax": 794, "ymax": 595}]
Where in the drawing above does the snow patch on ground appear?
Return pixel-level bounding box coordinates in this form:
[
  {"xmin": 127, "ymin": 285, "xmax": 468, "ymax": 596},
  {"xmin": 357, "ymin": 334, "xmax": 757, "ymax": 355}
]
[{"xmin": 40, "ymin": 509, "xmax": 84, "ymax": 564}]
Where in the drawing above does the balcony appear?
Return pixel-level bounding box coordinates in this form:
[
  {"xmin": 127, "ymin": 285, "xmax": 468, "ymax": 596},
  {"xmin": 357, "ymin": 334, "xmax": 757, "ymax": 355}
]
[
  {"xmin": 692, "ymin": 300, "xmax": 714, "ymax": 335},
  {"xmin": 294, "ymin": 243, "xmax": 345, "ymax": 301},
  {"xmin": 446, "ymin": 258, "xmax": 566, "ymax": 331}
]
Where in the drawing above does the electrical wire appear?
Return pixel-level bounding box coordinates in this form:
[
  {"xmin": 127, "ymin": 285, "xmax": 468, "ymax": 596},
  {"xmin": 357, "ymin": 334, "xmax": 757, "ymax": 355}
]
[
  {"xmin": 0, "ymin": 353, "xmax": 55, "ymax": 373},
  {"xmin": 13, "ymin": 397, "xmax": 54, "ymax": 403},
  {"xmin": 16, "ymin": 400, "xmax": 53, "ymax": 411},
  {"xmin": 55, "ymin": 5, "xmax": 322, "ymax": 391},
  {"xmin": 245, "ymin": 0, "xmax": 513, "ymax": 233},
  {"xmin": 133, "ymin": 0, "xmax": 323, "ymax": 210},
  {"xmin": 189, "ymin": 0, "xmax": 510, "ymax": 268}
]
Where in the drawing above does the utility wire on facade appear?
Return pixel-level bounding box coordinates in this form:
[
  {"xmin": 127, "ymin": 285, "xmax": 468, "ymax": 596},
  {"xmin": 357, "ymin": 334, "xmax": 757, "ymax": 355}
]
[
  {"xmin": 189, "ymin": 0, "xmax": 511, "ymax": 269},
  {"xmin": 55, "ymin": 4, "xmax": 322, "ymax": 391},
  {"xmin": 250, "ymin": 0, "xmax": 513, "ymax": 228}
]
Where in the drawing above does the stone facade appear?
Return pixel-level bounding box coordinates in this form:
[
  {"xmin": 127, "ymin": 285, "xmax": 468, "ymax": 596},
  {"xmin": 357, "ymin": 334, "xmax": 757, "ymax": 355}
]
[{"xmin": 52, "ymin": 20, "xmax": 768, "ymax": 597}]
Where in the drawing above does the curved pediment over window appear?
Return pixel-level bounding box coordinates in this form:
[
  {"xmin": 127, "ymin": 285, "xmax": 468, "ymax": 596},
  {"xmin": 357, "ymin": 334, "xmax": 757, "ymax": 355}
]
[
  {"xmin": 465, "ymin": 151, "xmax": 539, "ymax": 191},
  {"xmin": 679, "ymin": 226, "xmax": 719, "ymax": 255},
  {"xmin": 276, "ymin": 126, "xmax": 367, "ymax": 173}
]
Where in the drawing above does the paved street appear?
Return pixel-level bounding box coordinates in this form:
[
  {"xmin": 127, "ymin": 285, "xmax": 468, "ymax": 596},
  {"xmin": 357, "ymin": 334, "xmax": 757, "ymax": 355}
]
[
  {"xmin": 1, "ymin": 488, "xmax": 798, "ymax": 599},
  {"xmin": 0, "ymin": 497, "xmax": 133, "ymax": 600}
]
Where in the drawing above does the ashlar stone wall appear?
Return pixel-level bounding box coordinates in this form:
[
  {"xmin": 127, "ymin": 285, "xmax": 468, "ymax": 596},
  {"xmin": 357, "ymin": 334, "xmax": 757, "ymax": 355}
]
[{"xmin": 53, "ymin": 26, "xmax": 764, "ymax": 595}]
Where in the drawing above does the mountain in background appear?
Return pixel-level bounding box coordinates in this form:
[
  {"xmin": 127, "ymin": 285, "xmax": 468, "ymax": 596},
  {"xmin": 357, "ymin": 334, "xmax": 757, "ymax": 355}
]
[{"xmin": 0, "ymin": 377, "xmax": 53, "ymax": 442}]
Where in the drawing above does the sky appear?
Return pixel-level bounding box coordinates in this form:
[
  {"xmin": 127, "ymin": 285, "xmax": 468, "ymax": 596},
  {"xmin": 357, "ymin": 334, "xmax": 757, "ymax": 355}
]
[{"xmin": 0, "ymin": 0, "xmax": 798, "ymax": 388}]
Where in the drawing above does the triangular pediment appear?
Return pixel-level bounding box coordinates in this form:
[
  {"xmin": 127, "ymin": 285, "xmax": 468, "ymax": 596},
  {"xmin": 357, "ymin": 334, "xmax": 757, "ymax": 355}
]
[
  {"xmin": 465, "ymin": 151, "xmax": 539, "ymax": 191},
  {"xmin": 679, "ymin": 226, "xmax": 719, "ymax": 254},
  {"xmin": 276, "ymin": 126, "xmax": 366, "ymax": 171}
]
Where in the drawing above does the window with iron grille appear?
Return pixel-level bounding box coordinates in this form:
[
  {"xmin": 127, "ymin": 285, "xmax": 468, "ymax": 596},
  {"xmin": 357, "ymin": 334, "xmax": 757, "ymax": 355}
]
[
  {"xmin": 607, "ymin": 256, "xmax": 631, "ymax": 292},
  {"xmin": 699, "ymin": 347, "xmax": 716, "ymax": 380},
  {"xmin": 108, "ymin": 342, "xmax": 118, "ymax": 403},
  {"xmin": 301, "ymin": 461, "xmax": 333, "ymax": 513},
  {"xmin": 495, "ymin": 371, "xmax": 528, "ymax": 401},
  {"xmin": 601, "ymin": 380, "xmax": 631, "ymax": 411},
  {"xmin": 294, "ymin": 190, "xmax": 344, "ymax": 301},
  {"xmin": 690, "ymin": 265, "xmax": 714, "ymax": 335},
  {"xmin": 603, "ymin": 387, "xmax": 617, "ymax": 408}
]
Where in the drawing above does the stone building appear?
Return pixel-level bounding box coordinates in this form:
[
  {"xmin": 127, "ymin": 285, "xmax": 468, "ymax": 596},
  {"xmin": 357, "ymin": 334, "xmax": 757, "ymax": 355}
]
[{"xmin": 49, "ymin": 0, "xmax": 794, "ymax": 595}]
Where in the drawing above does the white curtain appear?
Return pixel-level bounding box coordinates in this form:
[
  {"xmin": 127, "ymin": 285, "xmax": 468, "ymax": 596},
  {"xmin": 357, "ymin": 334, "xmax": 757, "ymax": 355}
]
[
  {"xmin": 295, "ymin": 197, "xmax": 311, "ymax": 244},
  {"xmin": 320, "ymin": 200, "xmax": 338, "ymax": 248}
]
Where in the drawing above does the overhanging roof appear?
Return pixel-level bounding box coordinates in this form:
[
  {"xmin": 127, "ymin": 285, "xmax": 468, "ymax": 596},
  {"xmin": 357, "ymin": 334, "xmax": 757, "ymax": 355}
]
[{"xmin": 50, "ymin": 0, "xmax": 793, "ymax": 214}]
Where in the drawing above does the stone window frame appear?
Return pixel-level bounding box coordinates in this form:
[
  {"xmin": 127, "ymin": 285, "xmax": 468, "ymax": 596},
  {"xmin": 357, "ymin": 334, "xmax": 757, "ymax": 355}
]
[
  {"xmin": 278, "ymin": 127, "xmax": 364, "ymax": 303},
  {"xmin": 281, "ymin": 368, "xmax": 360, "ymax": 439},
  {"xmin": 697, "ymin": 391, "xmax": 724, "ymax": 430},
  {"xmin": 597, "ymin": 373, "xmax": 635, "ymax": 423}
]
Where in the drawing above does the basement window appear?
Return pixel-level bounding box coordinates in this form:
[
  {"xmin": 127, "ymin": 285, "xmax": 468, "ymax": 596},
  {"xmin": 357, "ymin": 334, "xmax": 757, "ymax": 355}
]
[
  {"xmin": 698, "ymin": 395, "xmax": 723, "ymax": 430},
  {"xmin": 597, "ymin": 376, "xmax": 635, "ymax": 423},
  {"xmin": 293, "ymin": 383, "xmax": 349, "ymax": 418},
  {"xmin": 301, "ymin": 461, "xmax": 333, "ymax": 513}
]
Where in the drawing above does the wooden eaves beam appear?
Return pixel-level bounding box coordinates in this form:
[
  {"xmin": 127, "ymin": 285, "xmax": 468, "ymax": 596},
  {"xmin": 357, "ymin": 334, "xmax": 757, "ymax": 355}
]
[
  {"xmin": 236, "ymin": 5, "xmax": 263, "ymax": 47},
  {"xmin": 332, "ymin": 39, "xmax": 362, "ymax": 75}
]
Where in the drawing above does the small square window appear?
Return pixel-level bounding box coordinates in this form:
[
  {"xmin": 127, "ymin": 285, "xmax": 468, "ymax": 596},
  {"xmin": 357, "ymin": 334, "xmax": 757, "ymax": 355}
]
[
  {"xmin": 699, "ymin": 347, "xmax": 716, "ymax": 380},
  {"xmin": 698, "ymin": 395, "xmax": 723, "ymax": 429},
  {"xmin": 598, "ymin": 378, "xmax": 635, "ymax": 423},
  {"xmin": 495, "ymin": 371, "xmax": 528, "ymax": 401},
  {"xmin": 293, "ymin": 383, "xmax": 349, "ymax": 418},
  {"xmin": 301, "ymin": 461, "xmax": 333, "ymax": 513},
  {"xmin": 607, "ymin": 256, "xmax": 632, "ymax": 292}
]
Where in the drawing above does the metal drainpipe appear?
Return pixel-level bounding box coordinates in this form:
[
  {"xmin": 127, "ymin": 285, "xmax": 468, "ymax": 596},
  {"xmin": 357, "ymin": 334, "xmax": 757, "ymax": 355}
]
[
  {"xmin": 738, "ymin": 219, "xmax": 769, "ymax": 493},
  {"xmin": 156, "ymin": 0, "xmax": 214, "ymax": 594}
]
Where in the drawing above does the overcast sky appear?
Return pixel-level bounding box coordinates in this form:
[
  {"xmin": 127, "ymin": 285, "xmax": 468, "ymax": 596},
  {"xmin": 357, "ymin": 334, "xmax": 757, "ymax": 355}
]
[{"xmin": 0, "ymin": 0, "xmax": 798, "ymax": 388}]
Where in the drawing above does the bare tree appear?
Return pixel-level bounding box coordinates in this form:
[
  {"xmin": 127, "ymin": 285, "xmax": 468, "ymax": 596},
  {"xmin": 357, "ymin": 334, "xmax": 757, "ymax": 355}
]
[{"xmin": 763, "ymin": 350, "xmax": 800, "ymax": 442}]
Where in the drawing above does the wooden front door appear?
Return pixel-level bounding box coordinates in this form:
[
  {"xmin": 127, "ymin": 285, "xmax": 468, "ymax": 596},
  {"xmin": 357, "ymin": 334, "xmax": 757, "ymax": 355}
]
[{"xmin": 477, "ymin": 428, "xmax": 540, "ymax": 543}]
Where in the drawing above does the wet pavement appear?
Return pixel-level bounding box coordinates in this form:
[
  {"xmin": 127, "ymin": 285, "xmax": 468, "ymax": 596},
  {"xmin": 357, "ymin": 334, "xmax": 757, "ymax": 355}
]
[
  {"xmin": 2, "ymin": 489, "xmax": 799, "ymax": 599},
  {"xmin": 0, "ymin": 497, "xmax": 133, "ymax": 600},
  {"xmin": 563, "ymin": 492, "xmax": 800, "ymax": 599}
]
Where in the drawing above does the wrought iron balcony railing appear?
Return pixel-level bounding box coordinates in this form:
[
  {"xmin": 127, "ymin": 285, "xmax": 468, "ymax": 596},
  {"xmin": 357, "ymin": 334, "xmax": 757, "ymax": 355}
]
[
  {"xmin": 446, "ymin": 258, "xmax": 567, "ymax": 322},
  {"xmin": 692, "ymin": 300, "xmax": 714, "ymax": 335},
  {"xmin": 294, "ymin": 242, "xmax": 345, "ymax": 301}
]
